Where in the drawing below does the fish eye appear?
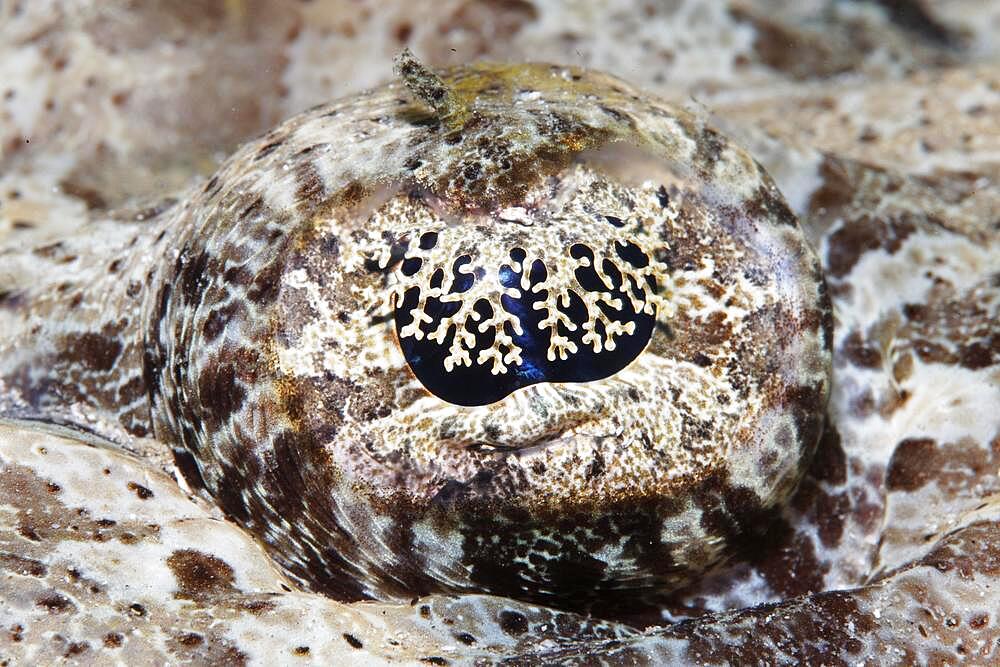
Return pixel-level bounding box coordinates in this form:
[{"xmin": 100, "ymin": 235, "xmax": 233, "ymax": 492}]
[
  {"xmin": 382, "ymin": 181, "xmax": 662, "ymax": 407},
  {"xmin": 153, "ymin": 56, "xmax": 831, "ymax": 613}
]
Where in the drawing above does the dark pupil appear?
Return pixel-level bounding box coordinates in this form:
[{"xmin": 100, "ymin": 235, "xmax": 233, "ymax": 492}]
[{"xmin": 395, "ymin": 245, "xmax": 656, "ymax": 406}]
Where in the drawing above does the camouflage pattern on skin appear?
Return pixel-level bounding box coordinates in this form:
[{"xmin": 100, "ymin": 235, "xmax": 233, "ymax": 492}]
[
  {"xmin": 2, "ymin": 58, "xmax": 831, "ymax": 617},
  {"xmin": 2, "ymin": 2, "xmax": 1000, "ymax": 665}
]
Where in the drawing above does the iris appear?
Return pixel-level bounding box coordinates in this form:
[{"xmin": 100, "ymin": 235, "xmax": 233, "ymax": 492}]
[{"xmin": 396, "ymin": 247, "xmax": 655, "ymax": 406}]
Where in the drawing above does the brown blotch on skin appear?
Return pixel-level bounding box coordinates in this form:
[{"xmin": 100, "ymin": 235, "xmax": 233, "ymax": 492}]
[
  {"xmin": 809, "ymin": 422, "xmax": 847, "ymax": 485},
  {"xmin": 732, "ymin": 179, "xmax": 800, "ymax": 229},
  {"xmin": 240, "ymin": 598, "xmax": 276, "ymax": 615},
  {"xmin": 875, "ymin": 0, "xmax": 960, "ymax": 46},
  {"xmin": 59, "ymin": 179, "xmax": 108, "ymax": 210},
  {"xmin": 911, "ymin": 338, "xmax": 951, "ymax": 364},
  {"xmin": 64, "ymin": 641, "xmax": 89, "ymax": 657},
  {"xmin": 732, "ymin": 8, "xmax": 858, "ymax": 80},
  {"xmin": 959, "ymin": 341, "xmax": 994, "ymax": 370},
  {"xmin": 203, "ymin": 175, "xmax": 220, "ymax": 195},
  {"xmin": 255, "ymin": 139, "xmax": 284, "ymax": 161},
  {"xmin": 167, "ymin": 631, "xmax": 248, "ymax": 665},
  {"xmin": 36, "ymin": 592, "xmax": 75, "ymax": 613},
  {"xmin": 878, "ymin": 388, "xmax": 911, "ymax": 418},
  {"xmin": 968, "ymin": 612, "xmax": 990, "ymax": 629},
  {"xmin": 58, "ymin": 331, "xmax": 124, "ymax": 372},
  {"xmin": 0, "ymin": 552, "xmax": 47, "ymax": 577},
  {"xmin": 176, "ymin": 632, "xmax": 203, "ymax": 646},
  {"xmin": 902, "ymin": 302, "xmax": 928, "ymax": 321},
  {"xmin": 132, "ymin": 196, "xmax": 179, "ymax": 222},
  {"xmin": 342, "ymin": 633, "xmax": 363, "ymax": 649},
  {"xmin": 887, "ymin": 437, "xmax": 937, "ymax": 491},
  {"xmin": 222, "ymin": 264, "xmax": 251, "ymax": 287},
  {"xmin": 117, "ymin": 375, "xmax": 146, "ymax": 407},
  {"xmin": 841, "ymin": 330, "xmax": 882, "ymax": 368},
  {"xmin": 849, "ymin": 388, "xmax": 876, "ymax": 418},
  {"xmin": 201, "ymin": 302, "xmax": 245, "ymax": 342},
  {"xmin": 103, "ymin": 632, "xmax": 124, "ymax": 648},
  {"xmin": 694, "ymin": 126, "xmax": 725, "ymax": 169},
  {"xmin": 498, "ymin": 609, "xmax": 529, "ymax": 636},
  {"xmin": 18, "ymin": 522, "xmax": 42, "ymax": 541},
  {"xmin": 126, "ymin": 481, "xmax": 154, "ymax": 499},
  {"xmin": 32, "ymin": 241, "xmax": 64, "ymax": 258},
  {"xmin": 295, "ymin": 162, "xmax": 326, "ymax": 207},
  {"xmin": 814, "ymin": 489, "xmax": 850, "ymax": 549},
  {"xmin": 700, "ymin": 310, "xmax": 734, "ymax": 346},
  {"xmin": 338, "ymin": 180, "xmax": 368, "ymax": 207},
  {"xmin": 166, "ymin": 548, "xmax": 237, "ymax": 600},
  {"xmin": 239, "ymin": 194, "xmax": 265, "ymax": 222},
  {"xmin": 246, "ymin": 252, "xmax": 287, "ymax": 305},
  {"xmin": 890, "ymin": 435, "xmax": 997, "ymax": 498},
  {"xmin": 753, "ymin": 520, "xmax": 828, "ymax": 598},
  {"xmin": 691, "ymin": 351, "xmax": 712, "ymax": 367},
  {"xmin": 177, "ymin": 248, "xmax": 211, "ymax": 304},
  {"xmin": 892, "ymin": 351, "xmax": 914, "ymax": 383},
  {"xmin": 858, "ymin": 126, "xmax": 880, "ymax": 143},
  {"xmin": 294, "ymin": 645, "xmax": 311, "ymax": 655},
  {"xmin": 826, "ymin": 214, "xmax": 916, "ymax": 279},
  {"xmin": 196, "ymin": 358, "xmax": 248, "ymax": 431},
  {"xmin": 394, "ymin": 22, "xmax": 412, "ymax": 43}
]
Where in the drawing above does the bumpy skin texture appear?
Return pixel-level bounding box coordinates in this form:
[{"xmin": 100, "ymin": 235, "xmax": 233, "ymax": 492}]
[
  {"xmin": 1, "ymin": 57, "xmax": 831, "ymax": 617},
  {"xmin": 2, "ymin": 1, "xmax": 1000, "ymax": 665}
]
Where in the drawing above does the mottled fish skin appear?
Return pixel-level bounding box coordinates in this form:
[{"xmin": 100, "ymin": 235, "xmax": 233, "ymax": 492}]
[
  {"xmin": 2, "ymin": 2, "xmax": 1000, "ymax": 665},
  {"xmin": 2, "ymin": 61, "xmax": 830, "ymax": 616}
]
